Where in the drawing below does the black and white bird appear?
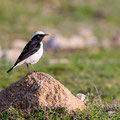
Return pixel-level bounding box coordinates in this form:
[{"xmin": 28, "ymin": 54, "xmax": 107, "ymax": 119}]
[{"xmin": 7, "ymin": 31, "xmax": 48, "ymax": 73}]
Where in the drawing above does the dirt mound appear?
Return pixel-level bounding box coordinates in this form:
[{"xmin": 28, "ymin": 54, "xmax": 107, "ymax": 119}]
[{"xmin": 0, "ymin": 72, "xmax": 86, "ymax": 112}]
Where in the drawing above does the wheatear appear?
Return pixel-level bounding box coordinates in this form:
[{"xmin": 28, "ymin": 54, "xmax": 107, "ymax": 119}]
[{"xmin": 7, "ymin": 31, "xmax": 48, "ymax": 73}]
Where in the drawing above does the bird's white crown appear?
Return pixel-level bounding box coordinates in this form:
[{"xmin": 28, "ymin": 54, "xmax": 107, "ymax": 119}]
[{"xmin": 31, "ymin": 31, "xmax": 45, "ymax": 39}]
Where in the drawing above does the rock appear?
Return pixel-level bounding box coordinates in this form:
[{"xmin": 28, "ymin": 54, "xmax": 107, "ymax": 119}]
[
  {"xmin": 76, "ymin": 93, "xmax": 86, "ymax": 102},
  {"xmin": 45, "ymin": 31, "xmax": 100, "ymax": 50},
  {"xmin": 69, "ymin": 36, "xmax": 85, "ymax": 49},
  {"xmin": 79, "ymin": 28, "xmax": 101, "ymax": 47},
  {"xmin": 108, "ymin": 111, "xmax": 116, "ymax": 114},
  {"xmin": 76, "ymin": 93, "xmax": 89, "ymax": 104},
  {"xmin": 11, "ymin": 39, "xmax": 27, "ymax": 49},
  {"xmin": 79, "ymin": 28, "xmax": 94, "ymax": 39},
  {"xmin": 1, "ymin": 49, "xmax": 21, "ymax": 62},
  {"xmin": 45, "ymin": 36, "xmax": 60, "ymax": 49},
  {"xmin": 0, "ymin": 72, "xmax": 86, "ymax": 112},
  {"xmin": 45, "ymin": 34, "xmax": 85, "ymax": 49},
  {"xmin": 51, "ymin": 34, "xmax": 68, "ymax": 49}
]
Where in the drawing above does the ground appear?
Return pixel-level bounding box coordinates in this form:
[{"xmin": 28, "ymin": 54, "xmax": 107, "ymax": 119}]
[
  {"xmin": 0, "ymin": 49, "xmax": 120, "ymax": 119},
  {"xmin": 0, "ymin": 0, "xmax": 120, "ymax": 119},
  {"xmin": 0, "ymin": 0, "xmax": 120, "ymax": 48}
]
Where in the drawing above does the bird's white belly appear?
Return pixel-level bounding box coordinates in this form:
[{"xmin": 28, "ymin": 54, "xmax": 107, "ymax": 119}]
[{"xmin": 25, "ymin": 44, "xmax": 43, "ymax": 64}]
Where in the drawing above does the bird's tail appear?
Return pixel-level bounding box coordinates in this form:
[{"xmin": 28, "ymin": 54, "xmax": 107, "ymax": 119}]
[
  {"xmin": 7, "ymin": 66, "xmax": 14, "ymax": 73},
  {"xmin": 7, "ymin": 60, "xmax": 19, "ymax": 73}
]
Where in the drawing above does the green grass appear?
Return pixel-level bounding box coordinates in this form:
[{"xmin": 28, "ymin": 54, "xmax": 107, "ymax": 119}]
[
  {"xmin": 0, "ymin": 103, "xmax": 120, "ymax": 119},
  {"xmin": 0, "ymin": 0, "xmax": 120, "ymax": 48},
  {"xmin": 0, "ymin": 49, "xmax": 120, "ymax": 119},
  {"xmin": 1, "ymin": 50, "xmax": 120, "ymax": 101},
  {"xmin": 0, "ymin": 0, "xmax": 120, "ymax": 119}
]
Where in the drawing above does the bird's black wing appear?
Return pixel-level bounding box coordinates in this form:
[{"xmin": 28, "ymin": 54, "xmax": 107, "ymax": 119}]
[
  {"xmin": 16, "ymin": 41, "xmax": 40, "ymax": 64},
  {"xmin": 10, "ymin": 40, "xmax": 40, "ymax": 69},
  {"xmin": 7, "ymin": 41, "xmax": 40, "ymax": 73}
]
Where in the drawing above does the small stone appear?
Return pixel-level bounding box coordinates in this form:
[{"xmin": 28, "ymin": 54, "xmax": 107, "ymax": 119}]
[
  {"xmin": 108, "ymin": 111, "xmax": 116, "ymax": 114},
  {"xmin": 45, "ymin": 31, "xmax": 100, "ymax": 49},
  {"xmin": 76, "ymin": 93, "xmax": 86, "ymax": 102}
]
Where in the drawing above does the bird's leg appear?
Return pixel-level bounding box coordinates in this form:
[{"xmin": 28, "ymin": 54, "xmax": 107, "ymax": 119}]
[
  {"xmin": 31, "ymin": 64, "xmax": 36, "ymax": 72},
  {"xmin": 26, "ymin": 64, "xmax": 30, "ymax": 73}
]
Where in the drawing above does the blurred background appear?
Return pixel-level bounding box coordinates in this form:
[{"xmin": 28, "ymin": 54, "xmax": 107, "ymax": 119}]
[{"xmin": 0, "ymin": 0, "xmax": 120, "ymax": 103}]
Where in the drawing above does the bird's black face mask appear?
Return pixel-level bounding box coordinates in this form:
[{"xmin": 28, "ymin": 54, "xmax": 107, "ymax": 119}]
[{"xmin": 32, "ymin": 35, "xmax": 44, "ymax": 42}]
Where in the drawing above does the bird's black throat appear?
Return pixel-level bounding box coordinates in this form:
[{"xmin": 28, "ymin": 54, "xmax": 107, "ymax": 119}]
[{"xmin": 31, "ymin": 34, "xmax": 44, "ymax": 42}]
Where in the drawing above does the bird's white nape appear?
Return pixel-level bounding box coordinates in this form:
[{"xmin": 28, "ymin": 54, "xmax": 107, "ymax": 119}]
[{"xmin": 31, "ymin": 31, "xmax": 45, "ymax": 39}]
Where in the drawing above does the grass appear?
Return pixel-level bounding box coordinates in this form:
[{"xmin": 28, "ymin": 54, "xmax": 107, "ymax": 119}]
[
  {"xmin": 0, "ymin": 49, "xmax": 120, "ymax": 119},
  {"xmin": 0, "ymin": 104, "xmax": 120, "ymax": 120},
  {"xmin": 0, "ymin": 0, "xmax": 120, "ymax": 48},
  {"xmin": 0, "ymin": 0, "xmax": 120, "ymax": 118}
]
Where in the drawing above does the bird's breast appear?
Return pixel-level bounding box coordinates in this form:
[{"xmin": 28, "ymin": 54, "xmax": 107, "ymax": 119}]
[{"xmin": 25, "ymin": 42, "xmax": 43, "ymax": 64}]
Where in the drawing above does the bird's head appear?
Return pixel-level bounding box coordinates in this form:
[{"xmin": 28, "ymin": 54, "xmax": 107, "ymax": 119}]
[{"xmin": 31, "ymin": 31, "xmax": 48, "ymax": 41}]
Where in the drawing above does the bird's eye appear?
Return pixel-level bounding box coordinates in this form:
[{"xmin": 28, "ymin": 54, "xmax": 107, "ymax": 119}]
[{"xmin": 37, "ymin": 36, "xmax": 40, "ymax": 38}]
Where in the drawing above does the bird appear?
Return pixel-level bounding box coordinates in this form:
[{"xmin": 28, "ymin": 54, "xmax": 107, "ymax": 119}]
[{"xmin": 7, "ymin": 31, "xmax": 48, "ymax": 73}]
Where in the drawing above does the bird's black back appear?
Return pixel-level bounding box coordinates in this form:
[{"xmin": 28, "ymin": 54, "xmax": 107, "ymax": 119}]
[
  {"xmin": 14, "ymin": 40, "xmax": 41, "ymax": 67},
  {"xmin": 7, "ymin": 33, "xmax": 45, "ymax": 73}
]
